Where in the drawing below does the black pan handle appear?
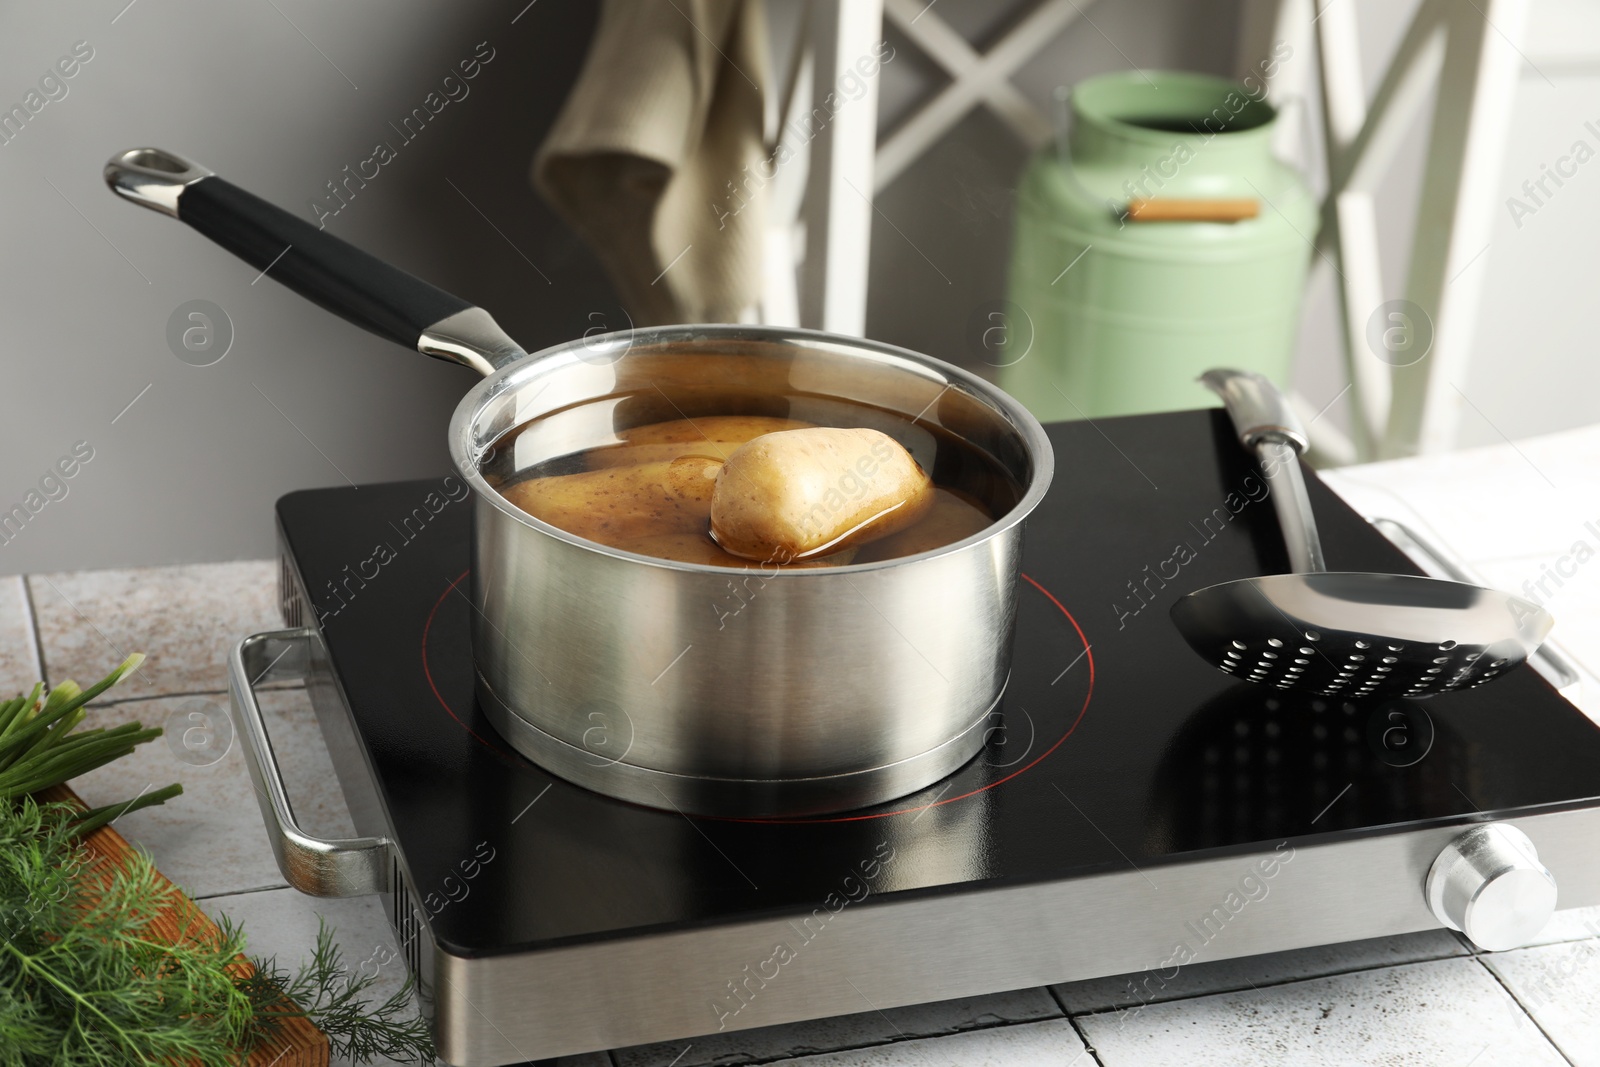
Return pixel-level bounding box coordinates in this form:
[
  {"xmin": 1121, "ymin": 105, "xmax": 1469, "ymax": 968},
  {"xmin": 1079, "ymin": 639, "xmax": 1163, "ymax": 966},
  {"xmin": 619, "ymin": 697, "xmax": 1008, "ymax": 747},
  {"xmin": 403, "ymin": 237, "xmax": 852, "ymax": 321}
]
[{"xmin": 104, "ymin": 148, "xmax": 525, "ymax": 377}]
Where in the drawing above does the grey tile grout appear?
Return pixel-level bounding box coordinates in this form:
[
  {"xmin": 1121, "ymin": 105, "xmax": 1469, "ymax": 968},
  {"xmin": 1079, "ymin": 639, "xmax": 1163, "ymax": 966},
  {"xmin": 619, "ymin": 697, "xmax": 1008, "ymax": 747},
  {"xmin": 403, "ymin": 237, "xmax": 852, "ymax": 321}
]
[
  {"xmin": 92, "ymin": 688, "xmax": 230, "ymax": 707},
  {"xmin": 1064, "ymin": 1013, "xmax": 1106, "ymax": 1066},
  {"xmin": 18, "ymin": 561, "xmax": 286, "ymax": 703},
  {"xmin": 85, "ymin": 681, "xmax": 307, "ymax": 709},
  {"xmin": 16, "ymin": 574, "xmax": 47, "ymax": 688},
  {"xmin": 1059, "ymin": 945, "xmax": 1474, "ymax": 1019},
  {"xmin": 613, "ymin": 1011, "xmax": 1075, "ymax": 1067},
  {"xmin": 1056, "ymin": 947, "xmax": 1593, "ymax": 1064},
  {"xmin": 600, "ymin": 937, "xmax": 1600, "ymax": 1066},
  {"xmin": 192, "ymin": 881, "xmax": 293, "ymax": 903},
  {"xmin": 211, "ymin": 905, "xmax": 1600, "ymax": 1065},
  {"xmin": 1468, "ymin": 953, "xmax": 1578, "ymax": 1067}
]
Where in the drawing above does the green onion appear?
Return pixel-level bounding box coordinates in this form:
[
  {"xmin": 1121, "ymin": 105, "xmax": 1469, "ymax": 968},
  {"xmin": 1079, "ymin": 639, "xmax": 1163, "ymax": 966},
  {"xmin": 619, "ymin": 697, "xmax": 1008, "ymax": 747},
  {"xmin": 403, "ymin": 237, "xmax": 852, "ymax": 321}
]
[
  {"xmin": 73, "ymin": 783, "xmax": 184, "ymax": 836},
  {"xmin": 0, "ymin": 654, "xmax": 174, "ymax": 829},
  {"xmin": 0, "ymin": 684, "xmax": 42, "ymax": 745}
]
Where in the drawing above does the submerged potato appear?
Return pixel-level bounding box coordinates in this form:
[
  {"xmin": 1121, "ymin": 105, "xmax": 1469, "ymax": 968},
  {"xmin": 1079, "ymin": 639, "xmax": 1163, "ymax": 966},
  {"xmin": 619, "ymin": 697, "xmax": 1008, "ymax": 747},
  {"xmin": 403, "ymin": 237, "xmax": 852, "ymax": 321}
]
[
  {"xmin": 710, "ymin": 427, "xmax": 933, "ymax": 562},
  {"xmin": 501, "ymin": 455, "xmax": 722, "ymax": 543},
  {"xmin": 586, "ymin": 416, "xmax": 817, "ymax": 471},
  {"xmin": 617, "ymin": 416, "xmax": 814, "ymax": 446},
  {"xmin": 585, "ymin": 440, "xmax": 750, "ymax": 470}
]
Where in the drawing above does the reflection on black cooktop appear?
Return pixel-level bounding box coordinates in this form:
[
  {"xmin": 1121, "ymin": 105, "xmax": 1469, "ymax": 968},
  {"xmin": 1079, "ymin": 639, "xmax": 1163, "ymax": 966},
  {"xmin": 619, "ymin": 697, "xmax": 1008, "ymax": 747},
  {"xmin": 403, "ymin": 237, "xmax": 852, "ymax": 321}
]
[
  {"xmin": 278, "ymin": 409, "xmax": 1600, "ymax": 956},
  {"xmin": 1146, "ymin": 686, "xmax": 1466, "ymax": 852}
]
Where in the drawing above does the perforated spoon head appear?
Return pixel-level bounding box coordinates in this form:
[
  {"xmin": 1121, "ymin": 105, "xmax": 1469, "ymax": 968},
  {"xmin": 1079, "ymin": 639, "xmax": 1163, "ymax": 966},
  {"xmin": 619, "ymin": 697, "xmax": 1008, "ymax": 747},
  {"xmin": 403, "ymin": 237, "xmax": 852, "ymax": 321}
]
[{"xmin": 1171, "ymin": 572, "xmax": 1553, "ymax": 700}]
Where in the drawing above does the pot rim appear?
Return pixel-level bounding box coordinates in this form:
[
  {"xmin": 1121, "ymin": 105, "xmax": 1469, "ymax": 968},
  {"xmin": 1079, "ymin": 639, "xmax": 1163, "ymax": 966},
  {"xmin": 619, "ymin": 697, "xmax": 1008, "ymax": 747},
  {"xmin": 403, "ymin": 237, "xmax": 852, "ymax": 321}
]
[{"xmin": 447, "ymin": 324, "xmax": 1055, "ymax": 577}]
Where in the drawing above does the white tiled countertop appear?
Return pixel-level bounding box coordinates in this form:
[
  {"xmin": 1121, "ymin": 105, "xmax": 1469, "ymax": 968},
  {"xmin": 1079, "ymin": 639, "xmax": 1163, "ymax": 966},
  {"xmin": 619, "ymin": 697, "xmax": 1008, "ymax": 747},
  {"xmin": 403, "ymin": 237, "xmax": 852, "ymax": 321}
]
[{"xmin": 12, "ymin": 423, "xmax": 1600, "ymax": 1066}]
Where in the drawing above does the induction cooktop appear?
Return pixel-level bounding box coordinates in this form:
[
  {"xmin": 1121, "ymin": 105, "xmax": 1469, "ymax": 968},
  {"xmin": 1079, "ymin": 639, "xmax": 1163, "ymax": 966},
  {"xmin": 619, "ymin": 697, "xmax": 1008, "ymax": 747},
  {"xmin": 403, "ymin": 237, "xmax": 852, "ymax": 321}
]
[{"xmin": 230, "ymin": 408, "xmax": 1600, "ymax": 1066}]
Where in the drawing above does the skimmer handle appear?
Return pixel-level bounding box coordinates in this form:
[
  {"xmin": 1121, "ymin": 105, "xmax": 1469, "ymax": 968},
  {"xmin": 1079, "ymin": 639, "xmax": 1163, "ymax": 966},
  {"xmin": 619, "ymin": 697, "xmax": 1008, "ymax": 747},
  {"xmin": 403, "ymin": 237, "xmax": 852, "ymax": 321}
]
[{"xmin": 1201, "ymin": 369, "xmax": 1327, "ymax": 575}]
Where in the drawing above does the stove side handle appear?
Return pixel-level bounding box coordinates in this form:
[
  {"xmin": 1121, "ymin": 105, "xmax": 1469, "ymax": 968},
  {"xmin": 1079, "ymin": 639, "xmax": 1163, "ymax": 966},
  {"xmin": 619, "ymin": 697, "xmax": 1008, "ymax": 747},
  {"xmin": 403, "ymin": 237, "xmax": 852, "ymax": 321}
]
[{"xmin": 229, "ymin": 629, "xmax": 392, "ymax": 897}]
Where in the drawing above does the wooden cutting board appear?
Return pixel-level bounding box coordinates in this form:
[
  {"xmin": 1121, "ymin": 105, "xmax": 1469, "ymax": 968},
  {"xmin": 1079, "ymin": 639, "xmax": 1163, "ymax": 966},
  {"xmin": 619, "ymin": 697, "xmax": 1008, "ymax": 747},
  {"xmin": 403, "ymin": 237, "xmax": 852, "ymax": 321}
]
[{"xmin": 36, "ymin": 784, "xmax": 331, "ymax": 1067}]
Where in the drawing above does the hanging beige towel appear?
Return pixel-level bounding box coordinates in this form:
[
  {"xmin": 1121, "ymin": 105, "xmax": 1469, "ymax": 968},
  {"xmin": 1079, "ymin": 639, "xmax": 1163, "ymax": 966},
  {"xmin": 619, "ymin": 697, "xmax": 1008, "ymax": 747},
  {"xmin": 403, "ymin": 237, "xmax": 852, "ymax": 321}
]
[{"xmin": 534, "ymin": 0, "xmax": 769, "ymax": 325}]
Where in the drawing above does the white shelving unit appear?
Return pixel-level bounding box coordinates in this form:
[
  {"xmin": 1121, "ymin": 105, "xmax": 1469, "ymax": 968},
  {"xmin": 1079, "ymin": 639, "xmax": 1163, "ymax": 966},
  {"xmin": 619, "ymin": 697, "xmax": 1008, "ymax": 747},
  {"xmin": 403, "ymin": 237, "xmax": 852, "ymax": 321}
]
[{"xmin": 784, "ymin": 0, "xmax": 1532, "ymax": 461}]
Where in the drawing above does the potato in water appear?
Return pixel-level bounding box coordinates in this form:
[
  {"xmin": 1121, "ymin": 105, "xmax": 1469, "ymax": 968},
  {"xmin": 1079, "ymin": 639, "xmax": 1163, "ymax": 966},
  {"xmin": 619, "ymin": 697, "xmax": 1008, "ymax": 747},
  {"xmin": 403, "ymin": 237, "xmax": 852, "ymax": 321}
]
[
  {"xmin": 586, "ymin": 416, "xmax": 815, "ymax": 468},
  {"xmin": 616, "ymin": 415, "xmax": 813, "ymax": 445},
  {"xmin": 493, "ymin": 413, "xmax": 1005, "ymax": 568},
  {"xmin": 500, "ymin": 455, "xmax": 722, "ymax": 544},
  {"xmin": 710, "ymin": 428, "xmax": 933, "ymax": 562}
]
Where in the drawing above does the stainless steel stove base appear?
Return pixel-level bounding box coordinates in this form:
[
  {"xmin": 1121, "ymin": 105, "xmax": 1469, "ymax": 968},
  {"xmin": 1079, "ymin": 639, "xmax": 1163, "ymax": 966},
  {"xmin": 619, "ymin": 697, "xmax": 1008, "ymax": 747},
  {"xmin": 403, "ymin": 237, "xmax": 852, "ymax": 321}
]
[
  {"xmin": 475, "ymin": 670, "xmax": 1001, "ymax": 818},
  {"xmin": 264, "ymin": 475, "xmax": 1600, "ymax": 1067},
  {"xmin": 429, "ymin": 808, "xmax": 1600, "ymax": 1065},
  {"xmin": 242, "ymin": 623, "xmax": 1600, "ymax": 1064}
]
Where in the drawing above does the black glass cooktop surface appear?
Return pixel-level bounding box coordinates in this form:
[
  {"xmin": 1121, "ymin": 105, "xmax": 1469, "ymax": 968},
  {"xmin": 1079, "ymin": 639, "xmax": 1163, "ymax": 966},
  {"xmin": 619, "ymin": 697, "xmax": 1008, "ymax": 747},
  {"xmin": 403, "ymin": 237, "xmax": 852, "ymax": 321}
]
[{"xmin": 277, "ymin": 409, "xmax": 1600, "ymax": 957}]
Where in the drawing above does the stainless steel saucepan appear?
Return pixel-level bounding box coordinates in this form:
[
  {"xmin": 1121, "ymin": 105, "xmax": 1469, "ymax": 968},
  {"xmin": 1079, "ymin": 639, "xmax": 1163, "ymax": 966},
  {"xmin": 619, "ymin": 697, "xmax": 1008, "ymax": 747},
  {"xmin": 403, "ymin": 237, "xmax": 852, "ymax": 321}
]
[{"xmin": 105, "ymin": 148, "xmax": 1054, "ymax": 818}]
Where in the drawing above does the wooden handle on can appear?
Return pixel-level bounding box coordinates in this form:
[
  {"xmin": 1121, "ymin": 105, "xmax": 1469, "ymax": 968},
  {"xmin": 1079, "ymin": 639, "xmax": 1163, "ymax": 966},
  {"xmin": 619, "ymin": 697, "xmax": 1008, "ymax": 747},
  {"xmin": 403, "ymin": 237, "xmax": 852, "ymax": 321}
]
[{"xmin": 1126, "ymin": 198, "xmax": 1260, "ymax": 222}]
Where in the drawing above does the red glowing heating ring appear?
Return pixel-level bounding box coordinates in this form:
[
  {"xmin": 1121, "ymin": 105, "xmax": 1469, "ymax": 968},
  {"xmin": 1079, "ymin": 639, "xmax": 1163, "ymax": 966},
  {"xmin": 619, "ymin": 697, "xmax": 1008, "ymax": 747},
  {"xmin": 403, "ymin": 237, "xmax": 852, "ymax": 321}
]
[{"xmin": 422, "ymin": 570, "xmax": 1094, "ymax": 823}]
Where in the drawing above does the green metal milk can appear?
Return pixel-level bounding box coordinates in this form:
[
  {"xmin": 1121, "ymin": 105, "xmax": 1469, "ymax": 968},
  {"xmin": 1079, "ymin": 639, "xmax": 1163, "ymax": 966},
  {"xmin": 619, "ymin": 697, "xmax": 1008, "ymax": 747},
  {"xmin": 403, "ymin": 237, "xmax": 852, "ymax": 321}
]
[{"xmin": 1001, "ymin": 70, "xmax": 1316, "ymax": 421}]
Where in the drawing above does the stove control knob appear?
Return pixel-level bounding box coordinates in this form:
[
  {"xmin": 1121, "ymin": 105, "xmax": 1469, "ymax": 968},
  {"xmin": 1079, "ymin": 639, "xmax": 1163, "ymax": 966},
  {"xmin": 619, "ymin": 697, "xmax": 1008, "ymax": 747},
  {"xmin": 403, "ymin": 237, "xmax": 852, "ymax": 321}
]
[{"xmin": 1425, "ymin": 824, "xmax": 1557, "ymax": 951}]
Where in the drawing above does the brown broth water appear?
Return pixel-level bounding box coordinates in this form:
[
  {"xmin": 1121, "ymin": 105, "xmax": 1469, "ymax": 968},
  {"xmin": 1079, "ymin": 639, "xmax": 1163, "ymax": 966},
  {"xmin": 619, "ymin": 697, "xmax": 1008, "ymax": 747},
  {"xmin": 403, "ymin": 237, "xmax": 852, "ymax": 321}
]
[{"xmin": 480, "ymin": 396, "xmax": 1023, "ymax": 567}]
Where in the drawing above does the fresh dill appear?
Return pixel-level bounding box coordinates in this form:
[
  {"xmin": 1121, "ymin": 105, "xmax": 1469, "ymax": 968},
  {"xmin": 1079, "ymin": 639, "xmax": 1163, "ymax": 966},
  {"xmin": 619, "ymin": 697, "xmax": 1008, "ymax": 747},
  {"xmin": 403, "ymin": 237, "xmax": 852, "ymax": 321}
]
[{"xmin": 0, "ymin": 658, "xmax": 437, "ymax": 1065}]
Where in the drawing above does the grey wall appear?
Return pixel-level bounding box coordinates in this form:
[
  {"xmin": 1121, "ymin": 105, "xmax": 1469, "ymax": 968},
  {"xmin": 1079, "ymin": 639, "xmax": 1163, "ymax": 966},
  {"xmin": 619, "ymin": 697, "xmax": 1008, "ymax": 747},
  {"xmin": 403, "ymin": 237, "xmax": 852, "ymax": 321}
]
[{"xmin": 0, "ymin": 0, "xmax": 612, "ymax": 573}]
